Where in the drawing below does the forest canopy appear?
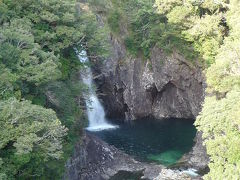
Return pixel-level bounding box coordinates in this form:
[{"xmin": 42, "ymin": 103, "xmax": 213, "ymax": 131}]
[{"xmin": 0, "ymin": 0, "xmax": 109, "ymax": 179}]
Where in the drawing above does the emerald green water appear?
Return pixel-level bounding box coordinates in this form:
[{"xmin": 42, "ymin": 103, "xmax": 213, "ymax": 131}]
[{"xmin": 92, "ymin": 118, "xmax": 196, "ymax": 166}]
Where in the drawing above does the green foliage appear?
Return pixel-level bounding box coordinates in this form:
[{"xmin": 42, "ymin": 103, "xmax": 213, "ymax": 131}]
[
  {"xmin": 107, "ymin": 10, "xmax": 121, "ymax": 33},
  {"xmin": 0, "ymin": 98, "xmax": 67, "ymax": 178},
  {"xmin": 124, "ymin": 36, "xmax": 139, "ymax": 56},
  {"xmin": 0, "ymin": 65, "xmax": 18, "ymax": 100},
  {"xmin": 88, "ymin": 0, "xmax": 110, "ymax": 13},
  {"xmin": 32, "ymin": 93, "xmax": 46, "ymax": 106},
  {"xmin": 151, "ymin": 3, "xmax": 239, "ymax": 178},
  {"xmin": 123, "ymin": 0, "xmax": 166, "ymax": 58},
  {"xmin": 155, "ymin": 0, "xmax": 226, "ymax": 65},
  {"xmin": 194, "ymin": 0, "xmax": 240, "ymax": 179},
  {"xmin": 195, "ymin": 91, "xmax": 240, "ymax": 179},
  {"xmin": 42, "ymin": 78, "xmax": 87, "ymax": 179},
  {"xmin": 0, "ymin": 0, "xmax": 109, "ymax": 179},
  {"xmin": 103, "ymin": 0, "xmax": 198, "ymax": 59}
]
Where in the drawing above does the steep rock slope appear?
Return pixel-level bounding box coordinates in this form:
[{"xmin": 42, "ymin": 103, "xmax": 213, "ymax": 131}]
[{"xmin": 93, "ymin": 36, "xmax": 205, "ymax": 120}]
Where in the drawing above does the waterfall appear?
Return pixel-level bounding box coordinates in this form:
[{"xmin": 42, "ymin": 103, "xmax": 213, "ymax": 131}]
[{"xmin": 77, "ymin": 50, "xmax": 117, "ymax": 131}]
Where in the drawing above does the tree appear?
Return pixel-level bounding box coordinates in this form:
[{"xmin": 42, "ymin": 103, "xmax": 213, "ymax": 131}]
[
  {"xmin": 0, "ymin": 65, "xmax": 18, "ymax": 100},
  {"xmin": 155, "ymin": 0, "xmax": 225, "ymax": 65},
  {"xmin": 0, "ymin": 98, "xmax": 67, "ymax": 178},
  {"xmin": 196, "ymin": 91, "xmax": 240, "ymax": 179},
  {"xmin": 194, "ymin": 0, "xmax": 240, "ymax": 179},
  {"xmin": 0, "ymin": 18, "xmax": 61, "ymax": 86}
]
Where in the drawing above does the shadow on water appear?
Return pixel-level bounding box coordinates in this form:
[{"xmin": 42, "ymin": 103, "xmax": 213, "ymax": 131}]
[{"xmin": 92, "ymin": 118, "xmax": 196, "ymax": 166}]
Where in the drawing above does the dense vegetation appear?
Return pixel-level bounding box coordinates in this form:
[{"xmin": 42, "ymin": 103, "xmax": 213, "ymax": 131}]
[
  {"xmin": 90, "ymin": 0, "xmax": 240, "ymax": 179},
  {"xmin": 90, "ymin": 0, "xmax": 201, "ymax": 60},
  {"xmin": 194, "ymin": 1, "xmax": 240, "ymax": 179},
  {"xmin": 0, "ymin": 0, "xmax": 108, "ymax": 179}
]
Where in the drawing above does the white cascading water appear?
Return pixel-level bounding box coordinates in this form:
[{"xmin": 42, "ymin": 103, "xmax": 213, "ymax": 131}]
[
  {"xmin": 77, "ymin": 50, "xmax": 117, "ymax": 131},
  {"xmin": 182, "ymin": 168, "xmax": 199, "ymax": 177}
]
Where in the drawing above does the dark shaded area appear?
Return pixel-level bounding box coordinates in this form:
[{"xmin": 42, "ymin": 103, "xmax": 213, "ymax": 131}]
[{"xmin": 109, "ymin": 170, "xmax": 148, "ymax": 180}]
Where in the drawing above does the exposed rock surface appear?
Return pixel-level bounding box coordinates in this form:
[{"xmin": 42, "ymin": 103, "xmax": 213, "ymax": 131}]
[
  {"xmin": 154, "ymin": 169, "xmax": 193, "ymax": 180},
  {"xmin": 93, "ymin": 37, "xmax": 205, "ymax": 120},
  {"xmin": 64, "ymin": 132, "xmax": 164, "ymax": 180},
  {"xmin": 180, "ymin": 132, "xmax": 209, "ymax": 173}
]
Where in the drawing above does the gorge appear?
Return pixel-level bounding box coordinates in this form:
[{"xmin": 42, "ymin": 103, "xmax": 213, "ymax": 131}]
[
  {"xmin": 65, "ymin": 36, "xmax": 208, "ymax": 179},
  {"xmin": 64, "ymin": 1, "xmax": 211, "ymax": 179}
]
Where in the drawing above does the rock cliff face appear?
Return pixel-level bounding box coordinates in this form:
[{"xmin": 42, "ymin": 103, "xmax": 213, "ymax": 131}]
[
  {"xmin": 180, "ymin": 132, "xmax": 209, "ymax": 173},
  {"xmin": 93, "ymin": 36, "xmax": 205, "ymax": 120}
]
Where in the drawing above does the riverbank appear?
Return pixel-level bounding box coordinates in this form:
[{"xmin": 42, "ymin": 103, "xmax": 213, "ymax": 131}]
[{"xmin": 64, "ymin": 131, "xmax": 202, "ymax": 180}]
